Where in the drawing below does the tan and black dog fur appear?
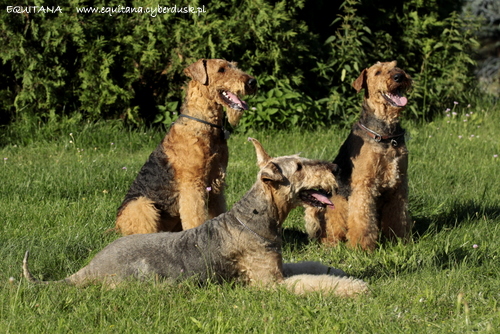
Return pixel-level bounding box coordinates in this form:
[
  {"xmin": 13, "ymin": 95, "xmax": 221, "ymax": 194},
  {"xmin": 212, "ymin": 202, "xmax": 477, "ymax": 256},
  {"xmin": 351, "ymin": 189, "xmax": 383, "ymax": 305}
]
[
  {"xmin": 116, "ymin": 59, "xmax": 257, "ymax": 235},
  {"xmin": 305, "ymin": 61, "xmax": 413, "ymax": 251},
  {"xmin": 24, "ymin": 139, "xmax": 368, "ymax": 297}
]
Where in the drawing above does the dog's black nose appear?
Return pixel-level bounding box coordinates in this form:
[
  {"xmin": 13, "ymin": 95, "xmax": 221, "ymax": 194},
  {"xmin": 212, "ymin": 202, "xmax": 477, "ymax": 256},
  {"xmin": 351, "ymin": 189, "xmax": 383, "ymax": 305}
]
[
  {"xmin": 247, "ymin": 78, "xmax": 257, "ymax": 89},
  {"xmin": 393, "ymin": 73, "xmax": 404, "ymax": 83}
]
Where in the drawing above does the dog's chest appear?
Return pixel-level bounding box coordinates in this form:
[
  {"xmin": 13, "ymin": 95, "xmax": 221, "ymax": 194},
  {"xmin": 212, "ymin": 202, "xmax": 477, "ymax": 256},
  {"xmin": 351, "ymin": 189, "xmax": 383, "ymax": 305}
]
[
  {"xmin": 166, "ymin": 127, "xmax": 228, "ymax": 173},
  {"xmin": 234, "ymin": 248, "xmax": 282, "ymax": 285},
  {"xmin": 205, "ymin": 137, "xmax": 228, "ymax": 191},
  {"xmin": 378, "ymin": 146, "xmax": 408, "ymax": 189}
]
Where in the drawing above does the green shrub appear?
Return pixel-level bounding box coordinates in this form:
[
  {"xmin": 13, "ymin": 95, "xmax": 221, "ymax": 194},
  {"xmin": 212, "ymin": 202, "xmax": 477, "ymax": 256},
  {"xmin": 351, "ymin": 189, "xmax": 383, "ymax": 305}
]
[
  {"xmin": 464, "ymin": 0, "xmax": 500, "ymax": 95},
  {"xmin": 397, "ymin": 9, "xmax": 480, "ymax": 120},
  {"xmin": 317, "ymin": 0, "xmax": 481, "ymax": 124},
  {"xmin": 315, "ymin": 0, "xmax": 372, "ymax": 126},
  {"xmin": 239, "ymin": 75, "xmax": 329, "ymax": 131},
  {"xmin": 0, "ymin": 0, "xmax": 485, "ymax": 130},
  {"xmin": 0, "ymin": 0, "xmax": 317, "ymax": 126}
]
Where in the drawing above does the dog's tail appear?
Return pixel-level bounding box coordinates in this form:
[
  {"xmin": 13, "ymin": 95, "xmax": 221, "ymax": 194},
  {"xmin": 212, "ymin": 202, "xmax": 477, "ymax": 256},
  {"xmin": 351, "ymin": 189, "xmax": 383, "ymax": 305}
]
[
  {"xmin": 23, "ymin": 251, "xmax": 41, "ymax": 283},
  {"xmin": 23, "ymin": 251, "xmax": 52, "ymax": 285},
  {"xmin": 283, "ymin": 274, "xmax": 370, "ymax": 297}
]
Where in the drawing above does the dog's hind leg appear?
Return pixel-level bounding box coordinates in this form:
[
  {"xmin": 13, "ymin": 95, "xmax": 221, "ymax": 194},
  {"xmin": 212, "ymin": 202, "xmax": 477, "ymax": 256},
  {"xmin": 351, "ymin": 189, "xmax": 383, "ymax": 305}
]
[
  {"xmin": 320, "ymin": 195, "xmax": 349, "ymax": 245},
  {"xmin": 380, "ymin": 186, "xmax": 412, "ymax": 241},
  {"xmin": 116, "ymin": 197, "xmax": 160, "ymax": 235}
]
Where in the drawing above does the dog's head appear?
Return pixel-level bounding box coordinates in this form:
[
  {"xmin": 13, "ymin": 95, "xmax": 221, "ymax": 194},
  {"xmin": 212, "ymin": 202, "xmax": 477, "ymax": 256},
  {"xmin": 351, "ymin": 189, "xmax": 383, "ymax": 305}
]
[
  {"xmin": 248, "ymin": 138, "xmax": 338, "ymax": 222},
  {"xmin": 352, "ymin": 61, "xmax": 412, "ymax": 122},
  {"xmin": 184, "ymin": 59, "xmax": 257, "ymax": 127}
]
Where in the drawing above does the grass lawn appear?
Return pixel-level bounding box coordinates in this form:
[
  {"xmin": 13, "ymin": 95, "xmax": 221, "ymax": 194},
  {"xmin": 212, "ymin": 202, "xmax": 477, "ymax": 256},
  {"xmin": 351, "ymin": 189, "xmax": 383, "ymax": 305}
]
[{"xmin": 1, "ymin": 103, "xmax": 499, "ymax": 333}]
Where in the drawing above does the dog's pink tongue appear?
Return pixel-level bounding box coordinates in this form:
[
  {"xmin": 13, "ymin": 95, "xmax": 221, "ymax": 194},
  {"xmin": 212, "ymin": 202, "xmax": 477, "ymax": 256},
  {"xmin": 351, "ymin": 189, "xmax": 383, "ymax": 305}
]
[
  {"xmin": 390, "ymin": 93, "xmax": 408, "ymax": 107},
  {"xmin": 226, "ymin": 91, "xmax": 248, "ymax": 110},
  {"xmin": 311, "ymin": 193, "xmax": 334, "ymax": 208}
]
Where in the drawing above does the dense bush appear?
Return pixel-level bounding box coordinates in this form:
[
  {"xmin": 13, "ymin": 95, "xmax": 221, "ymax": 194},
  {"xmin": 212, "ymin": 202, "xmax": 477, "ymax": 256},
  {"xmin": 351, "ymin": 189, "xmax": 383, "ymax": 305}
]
[
  {"xmin": 315, "ymin": 0, "xmax": 481, "ymax": 122},
  {"xmin": 464, "ymin": 0, "xmax": 500, "ymax": 94},
  {"xmin": 0, "ymin": 0, "xmax": 485, "ymax": 131}
]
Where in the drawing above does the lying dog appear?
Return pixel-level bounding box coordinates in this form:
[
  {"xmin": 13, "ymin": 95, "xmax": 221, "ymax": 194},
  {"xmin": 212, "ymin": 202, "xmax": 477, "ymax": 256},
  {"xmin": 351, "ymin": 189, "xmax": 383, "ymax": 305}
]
[{"xmin": 23, "ymin": 138, "xmax": 368, "ymax": 297}]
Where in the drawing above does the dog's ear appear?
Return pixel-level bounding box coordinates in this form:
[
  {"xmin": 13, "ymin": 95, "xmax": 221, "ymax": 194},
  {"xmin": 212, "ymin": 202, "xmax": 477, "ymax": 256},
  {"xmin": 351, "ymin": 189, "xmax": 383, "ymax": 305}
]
[
  {"xmin": 248, "ymin": 137, "xmax": 271, "ymax": 168},
  {"xmin": 352, "ymin": 68, "xmax": 367, "ymax": 93},
  {"xmin": 184, "ymin": 59, "xmax": 208, "ymax": 85},
  {"xmin": 260, "ymin": 162, "xmax": 285, "ymax": 184}
]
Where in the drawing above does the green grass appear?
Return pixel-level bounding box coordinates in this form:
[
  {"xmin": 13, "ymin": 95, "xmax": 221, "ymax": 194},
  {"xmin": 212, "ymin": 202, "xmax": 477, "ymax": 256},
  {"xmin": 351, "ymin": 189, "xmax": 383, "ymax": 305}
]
[{"xmin": 1, "ymin": 103, "xmax": 499, "ymax": 333}]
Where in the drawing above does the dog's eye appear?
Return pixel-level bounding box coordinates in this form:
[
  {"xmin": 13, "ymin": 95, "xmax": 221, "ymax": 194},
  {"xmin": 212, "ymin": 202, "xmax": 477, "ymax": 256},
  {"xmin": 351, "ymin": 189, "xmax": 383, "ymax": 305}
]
[
  {"xmin": 296, "ymin": 162, "xmax": 303, "ymax": 171},
  {"xmin": 218, "ymin": 67, "xmax": 225, "ymax": 73},
  {"xmin": 375, "ymin": 71, "xmax": 381, "ymax": 76}
]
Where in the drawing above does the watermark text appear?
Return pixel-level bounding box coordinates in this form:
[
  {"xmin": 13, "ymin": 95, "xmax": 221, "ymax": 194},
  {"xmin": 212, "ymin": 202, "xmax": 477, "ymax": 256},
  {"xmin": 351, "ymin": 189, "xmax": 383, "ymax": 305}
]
[
  {"xmin": 6, "ymin": 6, "xmax": 62, "ymax": 14},
  {"xmin": 5, "ymin": 5, "xmax": 207, "ymax": 17},
  {"xmin": 76, "ymin": 5, "xmax": 206, "ymax": 17}
]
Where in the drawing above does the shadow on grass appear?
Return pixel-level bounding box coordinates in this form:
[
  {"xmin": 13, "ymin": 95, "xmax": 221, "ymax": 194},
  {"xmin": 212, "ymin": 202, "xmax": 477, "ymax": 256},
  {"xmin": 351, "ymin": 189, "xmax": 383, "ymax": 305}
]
[
  {"xmin": 282, "ymin": 228, "xmax": 311, "ymax": 252},
  {"xmin": 356, "ymin": 201, "xmax": 500, "ymax": 280},
  {"xmin": 412, "ymin": 200, "xmax": 500, "ymax": 238},
  {"xmin": 280, "ymin": 201, "xmax": 499, "ymax": 281}
]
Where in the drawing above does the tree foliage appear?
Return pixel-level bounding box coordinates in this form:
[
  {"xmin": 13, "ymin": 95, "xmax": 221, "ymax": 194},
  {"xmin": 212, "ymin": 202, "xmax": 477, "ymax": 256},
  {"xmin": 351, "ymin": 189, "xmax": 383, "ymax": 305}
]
[
  {"xmin": 464, "ymin": 0, "xmax": 500, "ymax": 94},
  {"xmin": 0, "ymin": 0, "xmax": 483, "ymax": 129}
]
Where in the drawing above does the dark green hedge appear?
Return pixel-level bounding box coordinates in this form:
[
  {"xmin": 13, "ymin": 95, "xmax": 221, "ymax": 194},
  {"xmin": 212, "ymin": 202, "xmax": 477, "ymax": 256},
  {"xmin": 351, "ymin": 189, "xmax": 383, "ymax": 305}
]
[{"xmin": 0, "ymin": 0, "xmax": 481, "ymax": 129}]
